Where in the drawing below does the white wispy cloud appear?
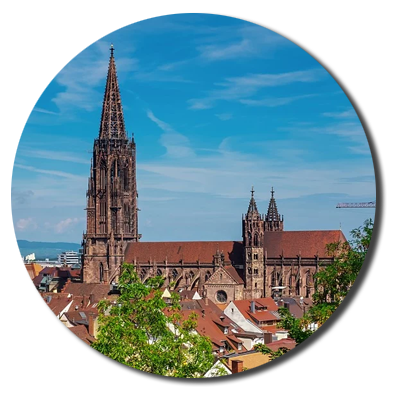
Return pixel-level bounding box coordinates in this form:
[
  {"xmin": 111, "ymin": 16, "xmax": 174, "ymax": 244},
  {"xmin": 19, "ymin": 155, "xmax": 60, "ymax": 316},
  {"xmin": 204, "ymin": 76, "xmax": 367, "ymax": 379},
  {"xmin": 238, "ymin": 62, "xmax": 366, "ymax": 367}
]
[
  {"xmin": 240, "ymin": 94, "xmax": 317, "ymax": 107},
  {"xmin": 147, "ymin": 110, "xmax": 195, "ymax": 158},
  {"xmin": 215, "ymin": 113, "xmax": 233, "ymax": 121},
  {"xmin": 16, "ymin": 20, "xmax": 137, "ymax": 113},
  {"xmin": 15, "ymin": 103, "xmax": 58, "ymax": 115},
  {"xmin": 188, "ymin": 69, "xmax": 325, "ymax": 109},
  {"xmin": 14, "ymin": 163, "xmax": 86, "ymax": 181},
  {"xmin": 19, "ymin": 149, "xmax": 90, "ymax": 165},
  {"xmin": 138, "ymin": 115, "xmax": 374, "ymax": 201},
  {"xmin": 55, "ymin": 217, "xmax": 80, "ymax": 233},
  {"xmin": 322, "ymin": 109, "xmax": 358, "ymax": 119},
  {"xmin": 15, "ymin": 218, "xmax": 37, "ymax": 232}
]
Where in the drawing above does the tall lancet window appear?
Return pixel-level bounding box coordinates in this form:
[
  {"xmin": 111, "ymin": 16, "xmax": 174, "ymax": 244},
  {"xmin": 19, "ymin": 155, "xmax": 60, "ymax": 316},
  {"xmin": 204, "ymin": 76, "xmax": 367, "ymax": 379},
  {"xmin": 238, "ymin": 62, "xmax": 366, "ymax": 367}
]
[{"xmin": 124, "ymin": 166, "xmax": 129, "ymax": 191}]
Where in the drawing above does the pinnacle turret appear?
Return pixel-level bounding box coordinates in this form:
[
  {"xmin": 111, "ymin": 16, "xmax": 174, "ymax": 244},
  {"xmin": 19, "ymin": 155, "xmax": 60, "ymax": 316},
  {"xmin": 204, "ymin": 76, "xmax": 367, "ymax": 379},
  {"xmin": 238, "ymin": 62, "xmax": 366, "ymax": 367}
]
[
  {"xmin": 266, "ymin": 187, "xmax": 284, "ymax": 231},
  {"xmin": 99, "ymin": 44, "xmax": 127, "ymax": 139},
  {"xmin": 247, "ymin": 186, "xmax": 259, "ymax": 215}
]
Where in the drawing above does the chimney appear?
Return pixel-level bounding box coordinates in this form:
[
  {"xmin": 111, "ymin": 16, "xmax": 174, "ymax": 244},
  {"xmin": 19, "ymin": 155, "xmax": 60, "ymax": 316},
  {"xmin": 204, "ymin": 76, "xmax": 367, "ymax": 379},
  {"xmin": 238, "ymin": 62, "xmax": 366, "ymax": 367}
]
[
  {"xmin": 82, "ymin": 295, "xmax": 87, "ymax": 307},
  {"xmin": 89, "ymin": 293, "xmax": 94, "ymax": 304},
  {"xmin": 231, "ymin": 360, "xmax": 243, "ymax": 374},
  {"xmin": 88, "ymin": 312, "xmax": 96, "ymax": 337},
  {"xmin": 263, "ymin": 332, "xmax": 273, "ymax": 344},
  {"xmin": 250, "ymin": 301, "xmax": 255, "ymax": 313}
]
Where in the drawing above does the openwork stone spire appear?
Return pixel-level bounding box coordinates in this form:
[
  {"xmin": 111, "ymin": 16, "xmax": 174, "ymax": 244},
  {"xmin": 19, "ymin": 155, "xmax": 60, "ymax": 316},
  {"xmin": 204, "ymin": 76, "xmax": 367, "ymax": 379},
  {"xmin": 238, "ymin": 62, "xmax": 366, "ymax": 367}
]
[
  {"xmin": 266, "ymin": 187, "xmax": 284, "ymax": 231},
  {"xmin": 99, "ymin": 44, "xmax": 126, "ymax": 139},
  {"xmin": 247, "ymin": 186, "xmax": 259, "ymax": 215}
]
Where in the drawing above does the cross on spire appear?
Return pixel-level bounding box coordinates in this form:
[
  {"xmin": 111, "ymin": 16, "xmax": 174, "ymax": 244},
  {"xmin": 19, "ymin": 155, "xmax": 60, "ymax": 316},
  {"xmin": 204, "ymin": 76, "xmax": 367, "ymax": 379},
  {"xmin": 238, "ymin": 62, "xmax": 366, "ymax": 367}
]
[{"xmin": 247, "ymin": 186, "xmax": 259, "ymax": 214}]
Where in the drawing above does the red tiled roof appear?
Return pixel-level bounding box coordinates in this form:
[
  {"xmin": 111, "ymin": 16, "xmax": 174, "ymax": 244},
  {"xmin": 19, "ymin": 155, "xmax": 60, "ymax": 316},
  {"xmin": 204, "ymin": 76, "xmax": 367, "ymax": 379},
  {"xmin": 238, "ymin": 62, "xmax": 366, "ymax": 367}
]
[
  {"xmin": 69, "ymin": 325, "xmax": 95, "ymax": 345},
  {"xmin": 264, "ymin": 230, "xmax": 346, "ymax": 258},
  {"xmin": 224, "ymin": 265, "xmax": 244, "ymax": 284},
  {"xmin": 125, "ymin": 241, "xmax": 243, "ymax": 265},
  {"xmin": 266, "ymin": 338, "xmax": 296, "ymax": 351},
  {"xmin": 41, "ymin": 293, "xmax": 73, "ymax": 317},
  {"xmin": 62, "ymin": 282, "xmax": 112, "ymax": 302}
]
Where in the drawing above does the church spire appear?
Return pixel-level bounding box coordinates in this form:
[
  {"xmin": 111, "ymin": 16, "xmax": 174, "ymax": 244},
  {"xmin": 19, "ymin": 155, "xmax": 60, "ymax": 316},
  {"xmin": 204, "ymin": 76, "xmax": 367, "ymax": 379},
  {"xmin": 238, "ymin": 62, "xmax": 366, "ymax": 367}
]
[
  {"xmin": 247, "ymin": 186, "xmax": 259, "ymax": 215},
  {"xmin": 266, "ymin": 187, "xmax": 284, "ymax": 231},
  {"xmin": 99, "ymin": 44, "xmax": 127, "ymax": 139}
]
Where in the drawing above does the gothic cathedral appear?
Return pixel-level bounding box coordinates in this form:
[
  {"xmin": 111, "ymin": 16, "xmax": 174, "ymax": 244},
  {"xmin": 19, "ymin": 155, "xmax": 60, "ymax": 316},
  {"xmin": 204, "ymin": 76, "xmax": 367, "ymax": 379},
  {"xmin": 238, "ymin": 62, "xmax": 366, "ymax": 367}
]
[
  {"xmin": 82, "ymin": 47, "xmax": 345, "ymax": 305},
  {"xmin": 82, "ymin": 46, "xmax": 140, "ymax": 284}
]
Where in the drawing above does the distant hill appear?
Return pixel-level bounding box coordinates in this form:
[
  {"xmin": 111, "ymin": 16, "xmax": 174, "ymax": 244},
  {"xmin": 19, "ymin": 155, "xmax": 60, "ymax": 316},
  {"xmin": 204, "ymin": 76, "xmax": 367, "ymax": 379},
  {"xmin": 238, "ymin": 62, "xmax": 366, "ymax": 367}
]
[{"xmin": 17, "ymin": 240, "xmax": 81, "ymax": 260}]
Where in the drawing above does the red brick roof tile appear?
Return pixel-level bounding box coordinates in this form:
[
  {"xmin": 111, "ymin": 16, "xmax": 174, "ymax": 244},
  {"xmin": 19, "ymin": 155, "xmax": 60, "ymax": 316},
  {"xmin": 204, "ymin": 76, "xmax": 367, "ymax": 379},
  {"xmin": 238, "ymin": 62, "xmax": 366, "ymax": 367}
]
[
  {"xmin": 125, "ymin": 241, "xmax": 243, "ymax": 265},
  {"xmin": 264, "ymin": 230, "xmax": 346, "ymax": 258}
]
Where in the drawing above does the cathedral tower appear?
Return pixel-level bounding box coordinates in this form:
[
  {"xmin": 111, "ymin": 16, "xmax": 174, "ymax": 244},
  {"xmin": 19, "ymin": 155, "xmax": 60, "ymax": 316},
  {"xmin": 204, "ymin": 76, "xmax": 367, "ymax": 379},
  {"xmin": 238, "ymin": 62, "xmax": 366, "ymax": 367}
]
[
  {"xmin": 242, "ymin": 187, "xmax": 264, "ymax": 299},
  {"xmin": 265, "ymin": 187, "xmax": 283, "ymax": 231},
  {"xmin": 82, "ymin": 45, "xmax": 140, "ymax": 284}
]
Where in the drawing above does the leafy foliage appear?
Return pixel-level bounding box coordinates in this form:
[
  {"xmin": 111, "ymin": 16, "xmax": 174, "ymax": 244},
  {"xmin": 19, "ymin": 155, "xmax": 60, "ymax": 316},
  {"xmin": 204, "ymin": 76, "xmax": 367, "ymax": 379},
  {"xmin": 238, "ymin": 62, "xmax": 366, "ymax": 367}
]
[
  {"xmin": 253, "ymin": 343, "xmax": 290, "ymax": 360},
  {"xmin": 255, "ymin": 220, "xmax": 373, "ymax": 366},
  {"xmin": 91, "ymin": 263, "xmax": 214, "ymax": 378}
]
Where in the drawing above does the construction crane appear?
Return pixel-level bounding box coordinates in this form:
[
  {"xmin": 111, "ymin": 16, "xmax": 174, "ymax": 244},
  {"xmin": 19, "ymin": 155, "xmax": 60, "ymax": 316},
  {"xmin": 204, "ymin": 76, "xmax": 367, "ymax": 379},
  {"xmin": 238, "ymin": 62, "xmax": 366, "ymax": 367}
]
[{"xmin": 336, "ymin": 202, "xmax": 376, "ymax": 208}]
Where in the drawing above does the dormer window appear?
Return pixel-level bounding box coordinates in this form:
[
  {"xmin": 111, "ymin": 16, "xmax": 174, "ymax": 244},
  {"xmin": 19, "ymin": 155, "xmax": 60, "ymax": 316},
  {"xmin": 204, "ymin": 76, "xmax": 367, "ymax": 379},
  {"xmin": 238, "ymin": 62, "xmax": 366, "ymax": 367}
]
[
  {"xmin": 224, "ymin": 327, "xmax": 228, "ymax": 335},
  {"xmin": 238, "ymin": 343, "xmax": 242, "ymax": 351}
]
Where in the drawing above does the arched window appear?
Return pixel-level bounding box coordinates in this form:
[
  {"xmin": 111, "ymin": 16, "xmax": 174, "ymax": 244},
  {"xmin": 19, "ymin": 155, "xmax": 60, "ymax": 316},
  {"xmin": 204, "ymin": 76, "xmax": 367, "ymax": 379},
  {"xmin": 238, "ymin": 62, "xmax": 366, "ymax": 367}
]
[
  {"xmin": 157, "ymin": 268, "xmax": 163, "ymax": 276},
  {"xmin": 189, "ymin": 271, "xmax": 194, "ymax": 281},
  {"xmin": 205, "ymin": 271, "xmax": 211, "ymax": 281},
  {"xmin": 216, "ymin": 290, "xmax": 227, "ymax": 303},
  {"xmin": 248, "ymin": 232, "xmax": 252, "ymax": 246},
  {"xmin": 254, "ymin": 233, "xmax": 259, "ymax": 246},
  {"xmin": 172, "ymin": 269, "xmax": 178, "ymax": 280}
]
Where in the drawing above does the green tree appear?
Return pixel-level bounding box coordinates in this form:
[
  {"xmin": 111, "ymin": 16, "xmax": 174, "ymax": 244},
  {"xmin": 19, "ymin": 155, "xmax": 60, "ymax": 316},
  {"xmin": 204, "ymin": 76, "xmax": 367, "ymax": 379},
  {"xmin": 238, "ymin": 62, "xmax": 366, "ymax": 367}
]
[
  {"xmin": 91, "ymin": 263, "xmax": 214, "ymax": 378},
  {"xmin": 271, "ymin": 219, "xmax": 373, "ymax": 348}
]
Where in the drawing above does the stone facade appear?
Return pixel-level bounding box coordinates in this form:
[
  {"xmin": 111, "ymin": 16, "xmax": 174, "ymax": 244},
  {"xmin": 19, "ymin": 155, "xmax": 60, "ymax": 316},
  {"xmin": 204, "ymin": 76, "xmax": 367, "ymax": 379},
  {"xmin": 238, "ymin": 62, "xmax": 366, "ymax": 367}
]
[
  {"xmin": 82, "ymin": 46, "xmax": 139, "ymax": 284},
  {"xmin": 82, "ymin": 47, "xmax": 346, "ymax": 303}
]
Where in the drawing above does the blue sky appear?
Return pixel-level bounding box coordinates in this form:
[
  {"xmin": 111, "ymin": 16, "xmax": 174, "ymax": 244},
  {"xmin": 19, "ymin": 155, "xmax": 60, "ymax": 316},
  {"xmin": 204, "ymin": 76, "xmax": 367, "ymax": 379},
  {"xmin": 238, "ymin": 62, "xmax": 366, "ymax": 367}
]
[{"xmin": 12, "ymin": 13, "xmax": 375, "ymax": 244}]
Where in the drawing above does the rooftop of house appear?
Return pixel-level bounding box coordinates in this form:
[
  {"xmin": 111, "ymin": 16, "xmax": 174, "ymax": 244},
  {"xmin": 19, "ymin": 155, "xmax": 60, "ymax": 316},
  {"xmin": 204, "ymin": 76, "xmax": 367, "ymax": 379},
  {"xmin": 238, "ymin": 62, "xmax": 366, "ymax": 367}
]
[
  {"xmin": 266, "ymin": 338, "xmax": 296, "ymax": 352},
  {"xmin": 61, "ymin": 281, "xmax": 116, "ymax": 302},
  {"xmin": 169, "ymin": 298, "xmax": 247, "ymax": 354},
  {"xmin": 224, "ymin": 350, "xmax": 270, "ymax": 371},
  {"xmin": 69, "ymin": 325, "xmax": 95, "ymax": 345},
  {"xmin": 41, "ymin": 292, "xmax": 73, "ymax": 317}
]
